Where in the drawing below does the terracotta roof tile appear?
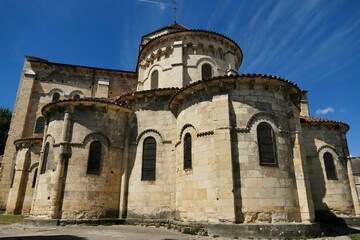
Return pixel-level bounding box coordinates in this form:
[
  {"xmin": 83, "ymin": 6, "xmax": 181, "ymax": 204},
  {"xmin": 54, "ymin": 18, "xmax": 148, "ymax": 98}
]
[
  {"xmin": 300, "ymin": 116, "xmax": 349, "ymax": 130},
  {"xmin": 168, "ymin": 22, "xmax": 190, "ymax": 30},
  {"xmin": 168, "ymin": 73, "xmax": 300, "ymax": 106},
  {"xmin": 42, "ymin": 97, "xmax": 133, "ymax": 115},
  {"xmin": 117, "ymin": 87, "xmax": 179, "ymax": 102}
]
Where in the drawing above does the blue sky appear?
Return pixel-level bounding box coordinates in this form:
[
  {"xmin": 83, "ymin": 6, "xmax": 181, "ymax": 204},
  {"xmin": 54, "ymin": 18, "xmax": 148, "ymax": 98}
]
[{"xmin": 0, "ymin": 0, "xmax": 359, "ymax": 156}]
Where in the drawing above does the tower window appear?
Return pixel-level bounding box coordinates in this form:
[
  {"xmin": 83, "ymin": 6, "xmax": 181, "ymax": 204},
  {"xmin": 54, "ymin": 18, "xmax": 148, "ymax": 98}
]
[
  {"xmin": 87, "ymin": 141, "xmax": 102, "ymax": 174},
  {"xmin": 151, "ymin": 70, "xmax": 159, "ymax": 89},
  {"xmin": 324, "ymin": 152, "xmax": 337, "ymax": 180},
  {"xmin": 52, "ymin": 92, "xmax": 60, "ymax": 102},
  {"xmin": 184, "ymin": 133, "xmax": 192, "ymax": 169},
  {"xmin": 201, "ymin": 64, "xmax": 212, "ymax": 79},
  {"xmin": 34, "ymin": 117, "xmax": 45, "ymax": 134},
  {"xmin": 257, "ymin": 122, "xmax": 277, "ymax": 165},
  {"xmin": 41, "ymin": 143, "xmax": 50, "ymax": 174},
  {"xmin": 142, "ymin": 137, "xmax": 156, "ymax": 180}
]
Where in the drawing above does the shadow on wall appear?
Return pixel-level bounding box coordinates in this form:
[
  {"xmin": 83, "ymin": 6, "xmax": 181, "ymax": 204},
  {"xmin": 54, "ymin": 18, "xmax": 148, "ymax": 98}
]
[
  {"xmin": 229, "ymin": 101, "xmax": 244, "ymax": 223},
  {"xmin": 306, "ymin": 137, "xmax": 359, "ymax": 236},
  {"xmin": 14, "ymin": 150, "xmax": 31, "ymax": 215}
]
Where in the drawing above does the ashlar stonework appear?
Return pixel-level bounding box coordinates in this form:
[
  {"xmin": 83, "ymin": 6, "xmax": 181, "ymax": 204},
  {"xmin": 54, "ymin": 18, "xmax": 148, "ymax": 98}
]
[{"xmin": 0, "ymin": 23, "xmax": 359, "ymax": 227}]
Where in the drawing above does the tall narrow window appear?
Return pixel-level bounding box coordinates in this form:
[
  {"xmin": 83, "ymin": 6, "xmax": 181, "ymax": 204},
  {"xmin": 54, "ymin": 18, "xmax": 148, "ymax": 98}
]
[
  {"xmin": 257, "ymin": 122, "xmax": 277, "ymax": 165},
  {"xmin": 87, "ymin": 141, "xmax": 102, "ymax": 174},
  {"xmin": 151, "ymin": 70, "xmax": 159, "ymax": 89},
  {"xmin": 41, "ymin": 143, "xmax": 50, "ymax": 174},
  {"xmin": 324, "ymin": 152, "xmax": 337, "ymax": 180},
  {"xmin": 34, "ymin": 117, "xmax": 45, "ymax": 134},
  {"xmin": 142, "ymin": 137, "xmax": 156, "ymax": 180},
  {"xmin": 201, "ymin": 63, "xmax": 212, "ymax": 79},
  {"xmin": 184, "ymin": 133, "xmax": 192, "ymax": 169},
  {"xmin": 52, "ymin": 92, "xmax": 60, "ymax": 102},
  {"xmin": 10, "ymin": 168, "xmax": 15, "ymax": 188},
  {"xmin": 32, "ymin": 168, "xmax": 38, "ymax": 188}
]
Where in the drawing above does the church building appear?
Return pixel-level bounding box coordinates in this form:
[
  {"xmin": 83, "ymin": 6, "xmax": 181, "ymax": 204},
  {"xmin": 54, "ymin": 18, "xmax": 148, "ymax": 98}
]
[{"xmin": 0, "ymin": 23, "xmax": 359, "ymax": 226}]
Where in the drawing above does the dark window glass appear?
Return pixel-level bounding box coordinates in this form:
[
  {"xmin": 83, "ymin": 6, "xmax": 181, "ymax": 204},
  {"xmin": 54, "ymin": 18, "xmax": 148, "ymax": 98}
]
[
  {"xmin": 142, "ymin": 137, "xmax": 156, "ymax": 180},
  {"xmin": 184, "ymin": 133, "xmax": 192, "ymax": 169},
  {"xmin": 32, "ymin": 168, "xmax": 38, "ymax": 188},
  {"xmin": 151, "ymin": 70, "xmax": 159, "ymax": 89},
  {"xmin": 257, "ymin": 122, "xmax": 277, "ymax": 165},
  {"xmin": 52, "ymin": 92, "xmax": 60, "ymax": 102},
  {"xmin": 41, "ymin": 143, "xmax": 50, "ymax": 174},
  {"xmin": 324, "ymin": 152, "xmax": 337, "ymax": 180},
  {"xmin": 202, "ymin": 64, "xmax": 212, "ymax": 79},
  {"xmin": 87, "ymin": 141, "xmax": 102, "ymax": 174},
  {"xmin": 73, "ymin": 94, "xmax": 80, "ymax": 100},
  {"xmin": 34, "ymin": 117, "xmax": 45, "ymax": 134}
]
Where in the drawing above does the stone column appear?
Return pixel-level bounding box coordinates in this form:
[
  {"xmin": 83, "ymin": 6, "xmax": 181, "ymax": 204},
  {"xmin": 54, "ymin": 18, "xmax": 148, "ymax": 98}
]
[
  {"xmin": 211, "ymin": 94, "xmax": 237, "ymax": 222},
  {"xmin": 171, "ymin": 41, "xmax": 184, "ymax": 88},
  {"xmin": 119, "ymin": 113, "xmax": 131, "ymax": 219},
  {"xmin": 49, "ymin": 107, "xmax": 72, "ymax": 219},
  {"xmin": 5, "ymin": 147, "xmax": 30, "ymax": 214},
  {"xmin": 224, "ymin": 51, "xmax": 237, "ymax": 76},
  {"xmin": 347, "ymin": 159, "xmax": 360, "ymax": 216},
  {"xmin": 292, "ymin": 130, "xmax": 315, "ymax": 222},
  {"xmin": 30, "ymin": 117, "xmax": 49, "ymax": 215}
]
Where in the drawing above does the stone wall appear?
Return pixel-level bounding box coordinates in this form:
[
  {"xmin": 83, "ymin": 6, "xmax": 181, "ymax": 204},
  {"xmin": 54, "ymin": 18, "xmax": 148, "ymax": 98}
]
[
  {"xmin": 127, "ymin": 97, "xmax": 177, "ymax": 220},
  {"xmin": 31, "ymin": 101, "xmax": 132, "ymax": 219},
  {"xmin": 302, "ymin": 124, "xmax": 354, "ymax": 216},
  {"xmin": 0, "ymin": 56, "xmax": 137, "ymax": 211}
]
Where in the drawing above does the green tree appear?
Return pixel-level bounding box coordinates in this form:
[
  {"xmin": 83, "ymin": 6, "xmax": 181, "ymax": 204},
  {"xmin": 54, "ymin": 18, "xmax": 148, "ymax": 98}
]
[{"xmin": 0, "ymin": 107, "xmax": 12, "ymax": 155}]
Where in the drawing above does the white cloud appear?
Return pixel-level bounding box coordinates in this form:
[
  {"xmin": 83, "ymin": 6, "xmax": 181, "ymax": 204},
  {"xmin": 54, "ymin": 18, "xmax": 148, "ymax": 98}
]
[
  {"xmin": 137, "ymin": 0, "xmax": 169, "ymax": 10},
  {"xmin": 315, "ymin": 107, "xmax": 334, "ymax": 115}
]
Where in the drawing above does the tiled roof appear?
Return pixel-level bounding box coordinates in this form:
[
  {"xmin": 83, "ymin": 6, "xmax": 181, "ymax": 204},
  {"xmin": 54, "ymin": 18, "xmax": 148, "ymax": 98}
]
[
  {"xmin": 169, "ymin": 73, "xmax": 300, "ymax": 106},
  {"xmin": 42, "ymin": 97, "xmax": 133, "ymax": 115},
  {"xmin": 300, "ymin": 116, "xmax": 349, "ymax": 130},
  {"xmin": 117, "ymin": 87, "xmax": 179, "ymax": 102},
  {"xmin": 168, "ymin": 22, "xmax": 189, "ymax": 30},
  {"xmin": 27, "ymin": 56, "xmax": 137, "ymax": 74}
]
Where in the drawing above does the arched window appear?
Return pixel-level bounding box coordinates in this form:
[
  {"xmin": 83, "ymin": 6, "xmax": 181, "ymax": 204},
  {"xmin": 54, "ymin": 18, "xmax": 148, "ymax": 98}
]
[
  {"xmin": 41, "ymin": 143, "xmax": 50, "ymax": 174},
  {"xmin": 257, "ymin": 122, "xmax": 277, "ymax": 165},
  {"xmin": 32, "ymin": 168, "xmax": 38, "ymax": 188},
  {"xmin": 73, "ymin": 94, "xmax": 80, "ymax": 100},
  {"xmin": 202, "ymin": 64, "xmax": 212, "ymax": 79},
  {"xmin": 87, "ymin": 141, "xmax": 102, "ymax": 174},
  {"xmin": 324, "ymin": 152, "xmax": 337, "ymax": 180},
  {"xmin": 52, "ymin": 92, "xmax": 60, "ymax": 102},
  {"xmin": 142, "ymin": 137, "xmax": 156, "ymax": 180},
  {"xmin": 150, "ymin": 70, "xmax": 159, "ymax": 90},
  {"xmin": 184, "ymin": 133, "xmax": 192, "ymax": 169},
  {"xmin": 34, "ymin": 117, "xmax": 45, "ymax": 134}
]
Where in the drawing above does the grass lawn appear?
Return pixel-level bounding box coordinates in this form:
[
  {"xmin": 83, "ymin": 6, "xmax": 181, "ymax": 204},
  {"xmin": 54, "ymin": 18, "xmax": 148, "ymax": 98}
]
[
  {"xmin": 0, "ymin": 214, "xmax": 25, "ymax": 224},
  {"xmin": 350, "ymin": 234, "xmax": 360, "ymax": 240}
]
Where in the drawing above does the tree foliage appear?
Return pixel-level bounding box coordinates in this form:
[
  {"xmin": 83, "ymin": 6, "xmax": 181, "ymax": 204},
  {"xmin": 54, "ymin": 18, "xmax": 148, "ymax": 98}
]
[{"xmin": 0, "ymin": 107, "xmax": 12, "ymax": 155}]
